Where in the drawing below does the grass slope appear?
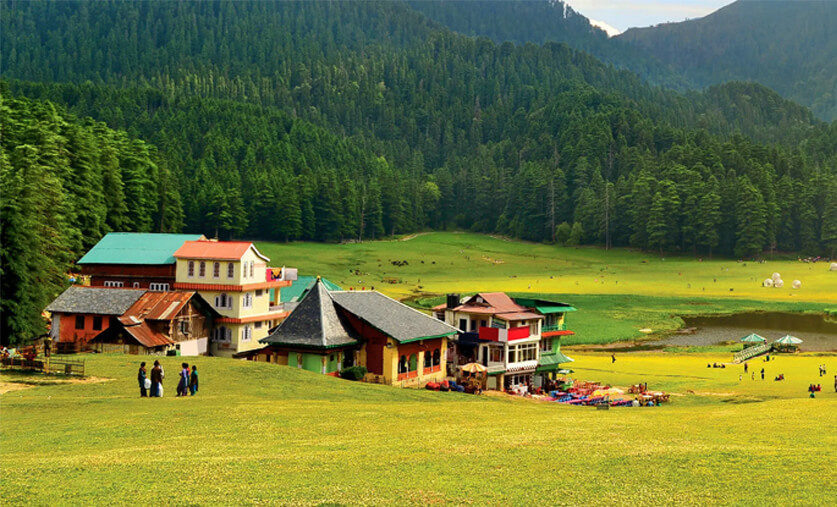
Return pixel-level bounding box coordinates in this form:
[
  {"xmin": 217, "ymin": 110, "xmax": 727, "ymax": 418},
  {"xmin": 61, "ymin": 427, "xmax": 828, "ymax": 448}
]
[
  {"xmin": 257, "ymin": 233, "xmax": 837, "ymax": 303},
  {"xmin": 2, "ymin": 354, "xmax": 836, "ymax": 505}
]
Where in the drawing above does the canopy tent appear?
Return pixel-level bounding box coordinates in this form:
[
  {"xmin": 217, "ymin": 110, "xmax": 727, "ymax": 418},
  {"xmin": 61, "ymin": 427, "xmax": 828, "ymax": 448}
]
[
  {"xmin": 740, "ymin": 333, "xmax": 767, "ymax": 343},
  {"xmin": 775, "ymin": 335, "xmax": 803, "ymax": 345}
]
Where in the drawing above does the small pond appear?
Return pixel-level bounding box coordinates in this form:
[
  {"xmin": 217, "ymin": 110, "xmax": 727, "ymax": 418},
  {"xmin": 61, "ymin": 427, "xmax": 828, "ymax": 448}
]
[{"xmin": 652, "ymin": 312, "xmax": 837, "ymax": 351}]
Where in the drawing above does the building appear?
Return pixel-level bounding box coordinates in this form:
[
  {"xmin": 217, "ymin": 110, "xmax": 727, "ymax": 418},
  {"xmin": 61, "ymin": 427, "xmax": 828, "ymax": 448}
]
[
  {"xmin": 45, "ymin": 286, "xmax": 214, "ymax": 355},
  {"xmin": 77, "ymin": 232, "xmax": 205, "ymax": 290},
  {"xmin": 434, "ymin": 292, "xmax": 545, "ymax": 391},
  {"xmin": 330, "ymin": 290, "xmax": 458, "ymax": 387},
  {"xmin": 90, "ymin": 290, "xmax": 215, "ymax": 355},
  {"xmin": 245, "ymin": 278, "xmax": 360, "ymax": 375},
  {"xmin": 172, "ymin": 240, "xmax": 294, "ymax": 357},
  {"xmin": 513, "ymin": 298, "xmax": 576, "ymax": 386},
  {"xmin": 243, "ymin": 280, "xmax": 459, "ymax": 387},
  {"xmin": 278, "ymin": 275, "xmax": 342, "ymax": 314}
]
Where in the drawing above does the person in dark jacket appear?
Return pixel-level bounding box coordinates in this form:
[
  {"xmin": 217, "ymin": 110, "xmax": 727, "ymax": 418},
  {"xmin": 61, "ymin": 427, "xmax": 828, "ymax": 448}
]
[
  {"xmin": 177, "ymin": 362, "xmax": 189, "ymax": 397},
  {"xmin": 150, "ymin": 360, "xmax": 163, "ymax": 397},
  {"xmin": 138, "ymin": 362, "xmax": 148, "ymax": 397},
  {"xmin": 189, "ymin": 364, "xmax": 199, "ymax": 396}
]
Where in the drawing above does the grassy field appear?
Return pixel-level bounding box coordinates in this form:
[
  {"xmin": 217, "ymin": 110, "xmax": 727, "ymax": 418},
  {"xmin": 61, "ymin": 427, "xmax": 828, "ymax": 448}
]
[
  {"xmin": 2, "ymin": 353, "xmax": 836, "ymax": 506},
  {"xmin": 256, "ymin": 232, "xmax": 837, "ymax": 303},
  {"xmin": 257, "ymin": 232, "xmax": 835, "ymax": 345}
]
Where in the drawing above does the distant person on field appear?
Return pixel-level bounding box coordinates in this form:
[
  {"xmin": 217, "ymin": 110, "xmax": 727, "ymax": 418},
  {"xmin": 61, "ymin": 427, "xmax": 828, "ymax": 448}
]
[
  {"xmin": 177, "ymin": 362, "xmax": 189, "ymax": 397},
  {"xmin": 138, "ymin": 361, "xmax": 148, "ymax": 397},
  {"xmin": 744, "ymin": 362, "xmax": 748, "ymax": 373},
  {"xmin": 611, "ymin": 354, "xmax": 616, "ymax": 364},
  {"xmin": 190, "ymin": 364, "xmax": 199, "ymax": 396},
  {"xmin": 150, "ymin": 360, "xmax": 163, "ymax": 397},
  {"xmin": 761, "ymin": 368, "xmax": 765, "ymax": 380},
  {"xmin": 834, "ymin": 375, "xmax": 836, "ymax": 393}
]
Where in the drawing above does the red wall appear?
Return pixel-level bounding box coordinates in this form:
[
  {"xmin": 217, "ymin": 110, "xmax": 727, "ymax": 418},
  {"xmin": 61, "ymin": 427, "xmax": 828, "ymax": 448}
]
[
  {"xmin": 82, "ymin": 264, "xmax": 175, "ymax": 289},
  {"xmin": 58, "ymin": 313, "xmax": 113, "ymax": 344},
  {"xmin": 340, "ymin": 311, "xmax": 388, "ymax": 374}
]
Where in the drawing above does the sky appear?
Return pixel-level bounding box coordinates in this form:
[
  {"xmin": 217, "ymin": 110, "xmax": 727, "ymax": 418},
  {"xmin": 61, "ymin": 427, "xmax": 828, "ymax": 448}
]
[{"xmin": 564, "ymin": 0, "xmax": 733, "ymax": 36}]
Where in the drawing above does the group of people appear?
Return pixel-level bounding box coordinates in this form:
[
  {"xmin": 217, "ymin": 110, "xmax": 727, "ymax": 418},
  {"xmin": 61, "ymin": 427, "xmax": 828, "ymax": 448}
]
[
  {"xmin": 137, "ymin": 360, "xmax": 199, "ymax": 398},
  {"xmin": 817, "ymin": 364, "xmax": 828, "ymax": 376}
]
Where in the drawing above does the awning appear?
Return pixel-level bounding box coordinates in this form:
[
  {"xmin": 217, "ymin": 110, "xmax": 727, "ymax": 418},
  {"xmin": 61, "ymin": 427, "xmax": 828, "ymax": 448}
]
[
  {"xmin": 537, "ymin": 351, "xmax": 574, "ymax": 372},
  {"xmin": 535, "ymin": 305, "xmax": 577, "ymax": 314}
]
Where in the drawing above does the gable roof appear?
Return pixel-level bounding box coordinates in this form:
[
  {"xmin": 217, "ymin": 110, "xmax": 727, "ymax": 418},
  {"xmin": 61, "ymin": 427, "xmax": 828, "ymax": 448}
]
[
  {"xmin": 261, "ymin": 279, "xmax": 358, "ymax": 349},
  {"xmin": 77, "ymin": 233, "xmax": 205, "ymax": 265},
  {"xmin": 450, "ymin": 292, "xmax": 543, "ymax": 321},
  {"xmin": 330, "ymin": 291, "xmax": 459, "ymax": 344},
  {"xmin": 173, "ymin": 240, "xmax": 270, "ymax": 262},
  {"xmin": 120, "ymin": 291, "xmax": 197, "ymax": 322},
  {"xmin": 46, "ymin": 286, "xmax": 147, "ymax": 315}
]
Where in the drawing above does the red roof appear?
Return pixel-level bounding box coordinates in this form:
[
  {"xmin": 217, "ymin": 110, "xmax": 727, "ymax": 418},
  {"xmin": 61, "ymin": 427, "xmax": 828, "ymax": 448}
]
[
  {"xmin": 122, "ymin": 291, "xmax": 196, "ymax": 322},
  {"xmin": 121, "ymin": 321, "xmax": 174, "ymax": 348},
  {"xmin": 173, "ymin": 240, "xmax": 269, "ymax": 262},
  {"xmin": 450, "ymin": 293, "xmax": 543, "ymax": 321}
]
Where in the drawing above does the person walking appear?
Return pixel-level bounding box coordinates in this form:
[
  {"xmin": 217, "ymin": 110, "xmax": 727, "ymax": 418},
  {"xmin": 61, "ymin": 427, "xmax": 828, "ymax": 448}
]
[
  {"xmin": 150, "ymin": 360, "xmax": 163, "ymax": 397},
  {"xmin": 189, "ymin": 364, "xmax": 199, "ymax": 396},
  {"xmin": 177, "ymin": 362, "xmax": 189, "ymax": 397},
  {"xmin": 611, "ymin": 354, "xmax": 616, "ymax": 364},
  {"xmin": 138, "ymin": 362, "xmax": 148, "ymax": 397},
  {"xmin": 744, "ymin": 362, "xmax": 748, "ymax": 374},
  {"xmin": 760, "ymin": 368, "xmax": 765, "ymax": 380}
]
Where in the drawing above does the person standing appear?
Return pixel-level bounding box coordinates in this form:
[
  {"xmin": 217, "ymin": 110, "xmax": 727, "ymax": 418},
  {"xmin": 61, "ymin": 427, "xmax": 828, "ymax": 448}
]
[
  {"xmin": 150, "ymin": 360, "xmax": 163, "ymax": 397},
  {"xmin": 177, "ymin": 362, "xmax": 189, "ymax": 397},
  {"xmin": 744, "ymin": 362, "xmax": 748, "ymax": 374},
  {"xmin": 189, "ymin": 364, "xmax": 199, "ymax": 396},
  {"xmin": 138, "ymin": 362, "xmax": 148, "ymax": 397},
  {"xmin": 611, "ymin": 354, "xmax": 616, "ymax": 364},
  {"xmin": 760, "ymin": 368, "xmax": 765, "ymax": 380}
]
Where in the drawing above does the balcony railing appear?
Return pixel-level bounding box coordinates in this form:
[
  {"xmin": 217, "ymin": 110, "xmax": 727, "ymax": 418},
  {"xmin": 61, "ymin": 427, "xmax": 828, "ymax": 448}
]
[
  {"xmin": 268, "ymin": 303, "xmax": 285, "ymax": 313},
  {"xmin": 542, "ymin": 322, "xmax": 566, "ymax": 333}
]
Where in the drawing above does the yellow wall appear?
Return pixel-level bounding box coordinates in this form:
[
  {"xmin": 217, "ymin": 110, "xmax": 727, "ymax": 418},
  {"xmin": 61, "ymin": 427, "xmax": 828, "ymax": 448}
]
[
  {"xmin": 176, "ymin": 258, "xmax": 241, "ymax": 285},
  {"xmin": 365, "ymin": 337, "xmax": 448, "ymax": 387}
]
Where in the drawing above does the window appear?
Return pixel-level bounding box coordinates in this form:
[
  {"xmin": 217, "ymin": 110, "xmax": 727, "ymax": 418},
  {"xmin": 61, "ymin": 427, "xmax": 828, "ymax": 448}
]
[
  {"xmin": 188, "ymin": 261, "xmax": 195, "ymax": 277},
  {"xmin": 424, "ymin": 352, "xmax": 432, "ymax": 368},
  {"xmin": 491, "ymin": 319, "xmax": 507, "ymax": 329},
  {"xmin": 433, "ymin": 349, "xmax": 441, "ymax": 366},
  {"xmin": 75, "ymin": 315, "xmax": 85, "ymax": 330},
  {"xmin": 213, "ymin": 262, "xmax": 220, "ymax": 278},
  {"xmin": 92, "ymin": 316, "xmax": 103, "ymax": 331},
  {"xmin": 180, "ymin": 321, "xmax": 190, "ymax": 334},
  {"xmin": 511, "ymin": 343, "xmax": 537, "ymax": 363},
  {"xmin": 241, "ymin": 325, "xmax": 252, "ymax": 342},
  {"xmin": 459, "ymin": 319, "xmax": 468, "ymax": 332},
  {"xmin": 435, "ymin": 312, "xmax": 445, "ymax": 321},
  {"xmin": 214, "ymin": 293, "xmax": 232, "ymax": 310},
  {"xmin": 489, "ymin": 347, "xmax": 502, "ymax": 363},
  {"xmin": 242, "ymin": 292, "xmax": 253, "ymax": 308},
  {"xmin": 409, "ymin": 354, "xmax": 417, "ymax": 372},
  {"xmin": 249, "ymin": 261, "xmax": 255, "ymax": 278},
  {"xmin": 254, "ymin": 321, "xmax": 263, "ymax": 330},
  {"xmin": 540, "ymin": 338, "xmax": 553, "ymax": 352},
  {"xmin": 213, "ymin": 327, "xmax": 231, "ymax": 342},
  {"xmin": 242, "ymin": 262, "xmax": 248, "ymax": 278},
  {"xmin": 199, "ymin": 262, "xmax": 206, "ymax": 277},
  {"xmin": 149, "ymin": 283, "xmax": 170, "ymax": 291},
  {"xmin": 227, "ymin": 263, "xmax": 234, "ymax": 279},
  {"xmin": 104, "ymin": 281, "xmax": 124, "ymax": 287},
  {"xmin": 133, "ymin": 282, "xmax": 140, "ymax": 288},
  {"xmin": 255, "ymin": 289, "xmax": 263, "ymax": 297},
  {"xmin": 399, "ymin": 355, "xmax": 407, "ymax": 374}
]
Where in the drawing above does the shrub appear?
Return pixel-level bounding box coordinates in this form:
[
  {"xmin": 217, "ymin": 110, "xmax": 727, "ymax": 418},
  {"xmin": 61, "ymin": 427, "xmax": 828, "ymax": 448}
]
[{"xmin": 340, "ymin": 366, "xmax": 367, "ymax": 381}]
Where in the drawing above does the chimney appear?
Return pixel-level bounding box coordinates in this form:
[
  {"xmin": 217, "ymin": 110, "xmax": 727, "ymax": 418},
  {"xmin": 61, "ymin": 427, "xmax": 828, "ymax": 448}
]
[{"xmin": 446, "ymin": 293, "xmax": 460, "ymax": 310}]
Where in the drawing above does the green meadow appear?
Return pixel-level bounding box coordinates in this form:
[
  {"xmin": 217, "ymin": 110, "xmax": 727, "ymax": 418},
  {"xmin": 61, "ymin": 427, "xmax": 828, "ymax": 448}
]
[
  {"xmin": 258, "ymin": 232, "xmax": 835, "ymax": 345},
  {"xmin": 2, "ymin": 353, "xmax": 836, "ymax": 505}
]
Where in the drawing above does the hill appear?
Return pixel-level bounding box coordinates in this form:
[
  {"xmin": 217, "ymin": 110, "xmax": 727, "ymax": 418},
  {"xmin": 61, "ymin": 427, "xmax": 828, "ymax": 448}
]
[
  {"xmin": 618, "ymin": 0, "xmax": 837, "ymax": 121},
  {"xmin": 2, "ymin": 353, "xmax": 836, "ymax": 505}
]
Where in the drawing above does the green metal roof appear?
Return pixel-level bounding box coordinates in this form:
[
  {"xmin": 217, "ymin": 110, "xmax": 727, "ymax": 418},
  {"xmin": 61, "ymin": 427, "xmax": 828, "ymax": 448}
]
[
  {"xmin": 78, "ymin": 233, "xmax": 204, "ymax": 265},
  {"xmin": 537, "ymin": 350, "xmax": 575, "ymax": 372},
  {"xmin": 279, "ymin": 276, "xmax": 342, "ymax": 303},
  {"xmin": 513, "ymin": 298, "xmax": 577, "ymax": 313}
]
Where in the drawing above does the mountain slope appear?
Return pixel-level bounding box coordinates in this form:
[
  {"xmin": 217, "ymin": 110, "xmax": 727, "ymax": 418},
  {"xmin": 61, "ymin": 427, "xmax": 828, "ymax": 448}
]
[{"xmin": 618, "ymin": 0, "xmax": 837, "ymax": 121}]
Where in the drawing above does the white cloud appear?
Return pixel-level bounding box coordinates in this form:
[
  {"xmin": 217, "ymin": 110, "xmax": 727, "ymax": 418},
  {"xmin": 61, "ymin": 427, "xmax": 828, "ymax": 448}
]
[{"xmin": 563, "ymin": 0, "xmax": 730, "ymax": 32}]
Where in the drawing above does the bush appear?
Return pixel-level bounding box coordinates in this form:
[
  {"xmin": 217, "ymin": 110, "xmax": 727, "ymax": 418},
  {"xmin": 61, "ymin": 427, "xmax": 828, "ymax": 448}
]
[{"xmin": 340, "ymin": 366, "xmax": 367, "ymax": 381}]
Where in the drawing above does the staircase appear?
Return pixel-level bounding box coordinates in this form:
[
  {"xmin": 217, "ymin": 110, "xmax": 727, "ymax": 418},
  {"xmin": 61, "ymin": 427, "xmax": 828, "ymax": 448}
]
[{"xmin": 733, "ymin": 343, "xmax": 771, "ymax": 363}]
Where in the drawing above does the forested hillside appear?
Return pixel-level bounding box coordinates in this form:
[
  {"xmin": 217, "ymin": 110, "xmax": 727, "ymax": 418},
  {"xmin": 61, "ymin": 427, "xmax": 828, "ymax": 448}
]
[
  {"xmin": 0, "ymin": 92, "xmax": 178, "ymax": 342},
  {"xmin": 618, "ymin": 0, "xmax": 837, "ymax": 121},
  {"xmin": 2, "ymin": 0, "xmax": 837, "ymax": 342},
  {"xmin": 407, "ymin": 0, "xmax": 690, "ymax": 90}
]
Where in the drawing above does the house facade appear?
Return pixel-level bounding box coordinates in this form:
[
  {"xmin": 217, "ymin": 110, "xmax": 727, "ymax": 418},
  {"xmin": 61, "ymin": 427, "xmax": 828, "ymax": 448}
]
[
  {"xmin": 77, "ymin": 233, "xmax": 205, "ymax": 290},
  {"xmin": 46, "ymin": 287, "xmax": 148, "ymax": 350},
  {"xmin": 172, "ymin": 240, "xmax": 294, "ymax": 357},
  {"xmin": 513, "ymin": 298, "xmax": 576, "ymax": 387},
  {"xmin": 435, "ymin": 292, "xmax": 546, "ymax": 391}
]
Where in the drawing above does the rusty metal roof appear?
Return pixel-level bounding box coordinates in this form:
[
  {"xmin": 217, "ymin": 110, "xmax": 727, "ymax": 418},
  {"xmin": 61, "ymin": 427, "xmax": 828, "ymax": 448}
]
[
  {"xmin": 122, "ymin": 321, "xmax": 174, "ymax": 348},
  {"xmin": 122, "ymin": 291, "xmax": 196, "ymax": 322}
]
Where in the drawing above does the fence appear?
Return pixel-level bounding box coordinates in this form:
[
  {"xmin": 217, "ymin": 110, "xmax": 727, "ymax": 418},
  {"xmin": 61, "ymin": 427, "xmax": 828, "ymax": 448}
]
[{"xmin": 1, "ymin": 356, "xmax": 85, "ymax": 376}]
